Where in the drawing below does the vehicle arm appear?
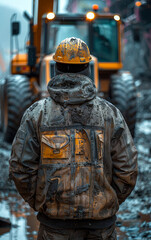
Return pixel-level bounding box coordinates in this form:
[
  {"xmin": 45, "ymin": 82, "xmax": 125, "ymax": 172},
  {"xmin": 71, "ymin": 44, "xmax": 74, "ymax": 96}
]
[
  {"xmin": 111, "ymin": 112, "xmax": 138, "ymax": 205},
  {"xmin": 9, "ymin": 108, "xmax": 40, "ymax": 210}
]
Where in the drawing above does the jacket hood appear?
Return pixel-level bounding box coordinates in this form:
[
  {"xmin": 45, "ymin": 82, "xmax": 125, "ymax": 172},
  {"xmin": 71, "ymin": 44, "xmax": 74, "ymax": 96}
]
[{"xmin": 47, "ymin": 73, "xmax": 97, "ymax": 105}]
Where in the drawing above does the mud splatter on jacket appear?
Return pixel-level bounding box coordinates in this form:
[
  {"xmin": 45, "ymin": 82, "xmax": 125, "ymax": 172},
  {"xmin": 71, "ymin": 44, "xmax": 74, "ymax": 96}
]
[{"xmin": 9, "ymin": 73, "xmax": 137, "ymax": 220}]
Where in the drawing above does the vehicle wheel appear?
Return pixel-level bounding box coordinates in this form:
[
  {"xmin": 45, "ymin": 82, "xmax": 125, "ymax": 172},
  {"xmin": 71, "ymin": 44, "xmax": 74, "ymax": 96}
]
[
  {"xmin": 123, "ymin": 74, "xmax": 137, "ymax": 137},
  {"xmin": 109, "ymin": 75, "xmax": 127, "ymax": 116},
  {"xmin": 109, "ymin": 73, "xmax": 137, "ymax": 137},
  {"xmin": 1, "ymin": 75, "xmax": 32, "ymax": 143}
]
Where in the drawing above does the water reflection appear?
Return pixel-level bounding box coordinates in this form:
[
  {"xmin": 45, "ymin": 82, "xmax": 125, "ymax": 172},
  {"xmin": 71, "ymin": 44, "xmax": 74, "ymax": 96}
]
[{"xmin": 0, "ymin": 192, "xmax": 39, "ymax": 240}]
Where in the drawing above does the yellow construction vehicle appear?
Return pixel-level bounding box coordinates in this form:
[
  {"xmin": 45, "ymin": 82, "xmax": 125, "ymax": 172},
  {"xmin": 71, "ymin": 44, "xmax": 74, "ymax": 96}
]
[
  {"xmin": 0, "ymin": 1, "xmax": 137, "ymax": 142},
  {"xmin": 0, "ymin": 0, "xmax": 55, "ymax": 142}
]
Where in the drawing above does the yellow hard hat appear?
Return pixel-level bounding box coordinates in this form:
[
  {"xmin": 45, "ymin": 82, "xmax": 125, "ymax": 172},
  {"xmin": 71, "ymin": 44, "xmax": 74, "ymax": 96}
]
[{"xmin": 53, "ymin": 37, "xmax": 92, "ymax": 64}]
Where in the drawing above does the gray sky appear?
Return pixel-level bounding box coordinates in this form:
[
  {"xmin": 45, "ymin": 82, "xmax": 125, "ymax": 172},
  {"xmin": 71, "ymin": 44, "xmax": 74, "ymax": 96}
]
[
  {"xmin": 0, "ymin": 0, "xmax": 32, "ymax": 14},
  {"xmin": 0, "ymin": 0, "xmax": 67, "ymax": 14}
]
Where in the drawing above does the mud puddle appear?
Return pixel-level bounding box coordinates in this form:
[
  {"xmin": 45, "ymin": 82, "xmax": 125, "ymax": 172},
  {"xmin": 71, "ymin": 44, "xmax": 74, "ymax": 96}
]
[
  {"xmin": 116, "ymin": 117, "xmax": 151, "ymax": 239},
  {"xmin": 0, "ymin": 191, "xmax": 39, "ymax": 240}
]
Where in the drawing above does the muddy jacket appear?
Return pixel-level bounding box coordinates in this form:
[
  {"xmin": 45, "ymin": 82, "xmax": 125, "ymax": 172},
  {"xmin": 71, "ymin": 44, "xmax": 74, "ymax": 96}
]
[{"xmin": 9, "ymin": 73, "xmax": 137, "ymax": 221}]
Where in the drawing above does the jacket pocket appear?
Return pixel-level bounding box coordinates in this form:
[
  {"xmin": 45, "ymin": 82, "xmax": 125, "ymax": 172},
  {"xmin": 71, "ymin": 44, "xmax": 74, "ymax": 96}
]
[{"xmin": 41, "ymin": 131, "xmax": 70, "ymax": 164}]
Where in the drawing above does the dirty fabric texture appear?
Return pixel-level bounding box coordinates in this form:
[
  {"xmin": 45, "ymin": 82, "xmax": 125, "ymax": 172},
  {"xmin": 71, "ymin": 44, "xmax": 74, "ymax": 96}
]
[
  {"xmin": 48, "ymin": 73, "xmax": 96, "ymax": 105},
  {"xmin": 9, "ymin": 73, "xmax": 137, "ymax": 223}
]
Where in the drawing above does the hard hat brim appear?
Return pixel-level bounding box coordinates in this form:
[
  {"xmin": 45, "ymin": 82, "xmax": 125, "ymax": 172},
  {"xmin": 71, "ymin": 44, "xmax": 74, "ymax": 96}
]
[{"xmin": 53, "ymin": 54, "xmax": 92, "ymax": 64}]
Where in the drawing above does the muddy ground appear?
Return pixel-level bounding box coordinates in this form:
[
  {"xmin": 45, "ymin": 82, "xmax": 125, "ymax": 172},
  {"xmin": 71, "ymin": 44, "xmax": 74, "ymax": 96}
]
[{"xmin": 0, "ymin": 79, "xmax": 151, "ymax": 240}]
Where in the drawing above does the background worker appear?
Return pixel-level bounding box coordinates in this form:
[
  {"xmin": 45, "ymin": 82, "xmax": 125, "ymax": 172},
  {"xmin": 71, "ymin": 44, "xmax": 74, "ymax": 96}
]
[{"xmin": 9, "ymin": 37, "xmax": 137, "ymax": 240}]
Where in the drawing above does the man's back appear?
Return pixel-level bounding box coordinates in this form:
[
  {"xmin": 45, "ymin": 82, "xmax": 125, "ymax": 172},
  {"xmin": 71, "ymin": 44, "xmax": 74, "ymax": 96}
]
[{"xmin": 10, "ymin": 73, "xmax": 137, "ymax": 220}]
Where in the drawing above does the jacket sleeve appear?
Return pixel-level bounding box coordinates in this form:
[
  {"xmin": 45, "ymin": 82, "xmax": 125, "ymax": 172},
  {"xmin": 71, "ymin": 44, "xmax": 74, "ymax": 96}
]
[
  {"xmin": 9, "ymin": 109, "xmax": 40, "ymax": 210},
  {"xmin": 111, "ymin": 113, "xmax": 138, "ymax": 205}
]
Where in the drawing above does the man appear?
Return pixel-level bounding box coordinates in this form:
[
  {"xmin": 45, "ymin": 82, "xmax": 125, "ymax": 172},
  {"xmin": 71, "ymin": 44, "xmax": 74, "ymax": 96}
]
[{"xmin": 9, "ymin": 37, "xmax": 137, "ymax": 240}]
